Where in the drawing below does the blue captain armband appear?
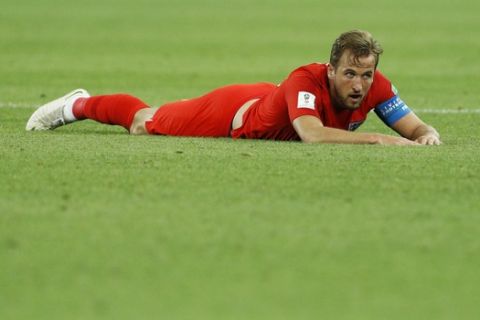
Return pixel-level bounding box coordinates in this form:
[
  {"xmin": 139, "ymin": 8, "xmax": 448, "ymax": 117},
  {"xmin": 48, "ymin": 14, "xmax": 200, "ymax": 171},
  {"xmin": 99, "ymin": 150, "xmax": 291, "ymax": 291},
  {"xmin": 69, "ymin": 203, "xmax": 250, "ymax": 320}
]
[{"xmin": 374, "ymin": 95, "xmax": 411, "ymax": 126}]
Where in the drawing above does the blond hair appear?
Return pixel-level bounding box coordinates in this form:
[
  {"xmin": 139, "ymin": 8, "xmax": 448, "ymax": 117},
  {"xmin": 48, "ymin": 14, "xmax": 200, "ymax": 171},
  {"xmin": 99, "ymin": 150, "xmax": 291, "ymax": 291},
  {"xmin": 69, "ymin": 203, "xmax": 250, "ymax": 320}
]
[{"xmin": 330, "ymin": 30, "xmax": 383, "ymax": 68}]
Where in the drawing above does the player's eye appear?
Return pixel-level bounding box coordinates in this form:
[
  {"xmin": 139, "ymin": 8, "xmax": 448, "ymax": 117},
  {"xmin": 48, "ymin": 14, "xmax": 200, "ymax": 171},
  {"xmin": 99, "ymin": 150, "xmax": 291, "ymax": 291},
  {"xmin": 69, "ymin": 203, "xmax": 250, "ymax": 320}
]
[
  {"xmin": 363, "ymin": 72, "xmax": 373, "ymax": 77},
  {"xmin": 345, "ymin": 71, "xmax": 355, "ymax": 78}
]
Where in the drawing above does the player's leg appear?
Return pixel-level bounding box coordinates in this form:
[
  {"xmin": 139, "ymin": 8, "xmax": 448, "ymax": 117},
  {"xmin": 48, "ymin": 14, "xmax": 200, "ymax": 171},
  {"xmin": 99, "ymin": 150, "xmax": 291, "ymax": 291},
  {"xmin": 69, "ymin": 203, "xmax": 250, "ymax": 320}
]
[
  {"xmin": 73, "ymin": 94, "xmax": 149, "ymax": 132},
  {"xmin": 129, "ymin": 107, "xmax": 158, "ymax": 135},
  {"xmin": 146, "ymin": 83, "xmax": 276, "ymax": 137},
  {"xmin": 26, "ymin": 89, "xmax": 150, "ymax": 133}
]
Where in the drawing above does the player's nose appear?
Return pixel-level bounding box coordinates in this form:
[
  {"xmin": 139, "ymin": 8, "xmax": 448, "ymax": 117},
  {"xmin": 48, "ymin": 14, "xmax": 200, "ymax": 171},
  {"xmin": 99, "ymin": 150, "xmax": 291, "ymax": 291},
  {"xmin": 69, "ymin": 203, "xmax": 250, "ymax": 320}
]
[
  {"xmin": 352, "ymin": 82, "xmax": 362, "ymax": 93},
  {"xmin": 351, "ymin": 77, "xmax": 362, "ymax": 92}
]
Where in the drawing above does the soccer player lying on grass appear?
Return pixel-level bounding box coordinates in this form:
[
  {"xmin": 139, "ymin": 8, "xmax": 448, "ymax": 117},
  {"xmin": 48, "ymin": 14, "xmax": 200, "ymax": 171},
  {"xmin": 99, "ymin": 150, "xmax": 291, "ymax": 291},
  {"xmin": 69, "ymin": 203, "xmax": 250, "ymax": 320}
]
[{"xmin": 26, "ymin": 30, "xmax": 440, "ymax": 145}]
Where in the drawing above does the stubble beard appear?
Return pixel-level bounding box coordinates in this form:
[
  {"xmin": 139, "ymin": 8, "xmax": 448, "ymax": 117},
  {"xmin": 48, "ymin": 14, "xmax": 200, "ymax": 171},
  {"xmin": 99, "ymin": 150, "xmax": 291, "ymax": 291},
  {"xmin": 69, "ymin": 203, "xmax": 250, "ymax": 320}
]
[{"xmin": 332, "ymin": 86, "xmax": 362, "ymax": 111}]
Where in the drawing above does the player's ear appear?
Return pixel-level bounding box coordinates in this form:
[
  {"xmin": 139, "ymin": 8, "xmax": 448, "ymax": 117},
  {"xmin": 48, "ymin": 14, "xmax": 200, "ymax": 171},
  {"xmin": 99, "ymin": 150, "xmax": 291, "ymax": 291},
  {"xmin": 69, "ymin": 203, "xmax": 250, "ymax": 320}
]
[{"xmin": 327, "ymin": 64, "xmax": 335, "ymax": 79}]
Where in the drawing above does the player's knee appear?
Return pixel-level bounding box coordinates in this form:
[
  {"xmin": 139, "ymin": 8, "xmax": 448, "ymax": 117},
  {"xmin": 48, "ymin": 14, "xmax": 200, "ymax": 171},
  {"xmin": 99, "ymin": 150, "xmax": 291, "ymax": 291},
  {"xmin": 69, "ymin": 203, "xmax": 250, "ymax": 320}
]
[
  {"xmin": 129, "ymin": 118, "xmax": 149, "ymax": 135},
  {"xmin": 129, "ymin": 123, "xmax": 146, "ymax": 135},
  {"xmin": 129, "ymin": 108, "xmax": 156, "ymax": 135}
]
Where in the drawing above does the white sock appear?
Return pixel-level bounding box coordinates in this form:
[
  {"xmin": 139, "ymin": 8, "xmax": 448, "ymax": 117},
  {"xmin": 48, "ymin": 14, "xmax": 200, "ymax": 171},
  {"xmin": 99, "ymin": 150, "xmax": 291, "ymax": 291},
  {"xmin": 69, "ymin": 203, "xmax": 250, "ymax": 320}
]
[{"xmin": 63, "ymin": 97, "xmax": 78, "ymax": 123}]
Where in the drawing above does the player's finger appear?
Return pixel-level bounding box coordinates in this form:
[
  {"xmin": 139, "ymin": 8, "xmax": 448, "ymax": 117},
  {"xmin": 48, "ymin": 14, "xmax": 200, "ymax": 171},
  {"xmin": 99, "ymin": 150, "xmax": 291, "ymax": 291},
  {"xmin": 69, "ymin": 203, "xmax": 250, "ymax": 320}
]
[
  {"xmin": 424, "ymin": 137, "xmax": 434, "ymax": 145},
  {"xmin": 420, "ymin": 136, "xmax": 441, "ymax": 146},
  {"xmin": 426, "ymin": 136, "xmax": 441, "ymax": 145},
  {"xmin": 431, "ymin": 137, "xmax": 441, "ymax": 145},
  {"xmin": 403, "ymin": 138, "xmax": 420, "ymax": 146},
  {"xmin": 415, "ymin": 136, "xmax": 427, "ymax": 145}
]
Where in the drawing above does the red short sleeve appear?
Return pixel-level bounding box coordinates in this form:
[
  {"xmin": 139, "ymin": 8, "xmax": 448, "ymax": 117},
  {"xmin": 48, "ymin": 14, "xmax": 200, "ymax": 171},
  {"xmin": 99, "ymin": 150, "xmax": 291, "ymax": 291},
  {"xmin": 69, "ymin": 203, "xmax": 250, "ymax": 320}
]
[{"xmin": 283, "ymin": 70, "xmax": 322, "ymax": 122}]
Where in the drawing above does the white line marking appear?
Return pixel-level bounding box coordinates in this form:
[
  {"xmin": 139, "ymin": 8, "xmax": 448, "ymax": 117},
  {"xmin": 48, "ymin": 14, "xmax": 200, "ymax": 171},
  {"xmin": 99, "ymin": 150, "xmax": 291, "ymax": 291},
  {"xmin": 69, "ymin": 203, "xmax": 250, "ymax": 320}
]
[
  {"xmin": 413, "ymin": 109, "xmax": 480, "ymax": 114},
  {"xmin": 1, "ymin": 102, "xmax": 480, "ymax": 114},
  {"xmin": 0, "ymin": 102, "xmax": 33, "ymax": 108}
]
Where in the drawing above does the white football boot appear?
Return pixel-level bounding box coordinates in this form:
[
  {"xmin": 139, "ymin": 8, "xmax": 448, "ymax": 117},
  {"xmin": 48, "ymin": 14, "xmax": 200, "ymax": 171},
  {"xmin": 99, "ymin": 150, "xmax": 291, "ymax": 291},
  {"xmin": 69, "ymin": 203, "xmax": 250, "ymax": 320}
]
[{"xmin": 25, "ymin": 89, "xmax": 90, "ymax": 131}]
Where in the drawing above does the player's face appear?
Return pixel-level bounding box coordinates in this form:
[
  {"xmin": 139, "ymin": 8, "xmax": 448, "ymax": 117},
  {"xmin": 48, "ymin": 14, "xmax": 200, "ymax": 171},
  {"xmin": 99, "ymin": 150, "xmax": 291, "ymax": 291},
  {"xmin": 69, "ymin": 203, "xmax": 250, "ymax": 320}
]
[{"xmin": 328, "ymin": 51, "xmax": 376, "ymax": 110}]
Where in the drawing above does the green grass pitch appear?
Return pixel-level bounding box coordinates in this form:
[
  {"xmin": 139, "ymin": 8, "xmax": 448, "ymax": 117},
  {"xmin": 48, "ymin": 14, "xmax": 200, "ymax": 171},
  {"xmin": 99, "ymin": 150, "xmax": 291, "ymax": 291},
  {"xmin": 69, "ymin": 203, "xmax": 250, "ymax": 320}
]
[{"xmin": 1, "ymin": 0, "xmax": 480, "ymax": 319}]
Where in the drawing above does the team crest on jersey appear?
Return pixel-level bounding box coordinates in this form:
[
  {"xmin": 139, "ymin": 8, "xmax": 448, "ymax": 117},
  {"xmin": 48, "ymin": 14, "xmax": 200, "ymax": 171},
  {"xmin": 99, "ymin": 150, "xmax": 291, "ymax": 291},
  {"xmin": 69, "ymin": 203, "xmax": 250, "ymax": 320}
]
[
  {"xmin": 348, "ymin": 121, "xmax": 364, "ymax": 131},
  {"xmin": 297, "ymin": 91, "xmax": 316, "ymax": 110}
]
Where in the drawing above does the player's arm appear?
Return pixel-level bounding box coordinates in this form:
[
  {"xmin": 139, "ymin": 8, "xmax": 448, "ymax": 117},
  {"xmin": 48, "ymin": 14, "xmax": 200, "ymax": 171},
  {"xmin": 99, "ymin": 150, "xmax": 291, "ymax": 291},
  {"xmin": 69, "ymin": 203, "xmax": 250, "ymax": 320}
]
[
  {"xmin": 389, "ymin": 112, "xmax": 441, "ymax": 145},
  {"xmin": 374, "ymin": 95, "xmax": 441, "ymax": 145},
  {"xmin": 292, "ymin": 115, "xmax": 419, "ymax": 145}
]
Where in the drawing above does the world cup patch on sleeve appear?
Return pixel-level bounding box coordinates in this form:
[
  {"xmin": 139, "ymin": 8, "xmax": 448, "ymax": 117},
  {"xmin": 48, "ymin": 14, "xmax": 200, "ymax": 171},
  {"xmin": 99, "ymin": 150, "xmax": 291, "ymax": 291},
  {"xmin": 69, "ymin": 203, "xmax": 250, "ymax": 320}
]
[{"xmin": 297, "ymin": 91, "xmax": 316, "ymax": 110}]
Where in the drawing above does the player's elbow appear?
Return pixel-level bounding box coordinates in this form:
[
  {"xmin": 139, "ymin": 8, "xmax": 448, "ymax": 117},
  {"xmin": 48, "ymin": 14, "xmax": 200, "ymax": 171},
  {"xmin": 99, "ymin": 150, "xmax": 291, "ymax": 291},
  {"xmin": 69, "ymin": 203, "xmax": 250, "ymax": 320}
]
[
  {"xmin": 292, "ymin": 116, "xmax": 327, "ymax": 143},
  {"xmin": 297, "ymin": 129, "xmax": 331, "ymax": 143},
  {"xmin": 299, "ymin": 133, "xmax": 323, "ymax": 143}
]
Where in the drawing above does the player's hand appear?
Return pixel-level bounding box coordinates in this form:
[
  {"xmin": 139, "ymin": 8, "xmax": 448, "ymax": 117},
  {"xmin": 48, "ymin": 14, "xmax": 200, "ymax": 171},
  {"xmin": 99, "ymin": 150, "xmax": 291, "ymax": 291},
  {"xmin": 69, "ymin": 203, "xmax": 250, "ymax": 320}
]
[
  {"xmin": 415, "ymin": 134, "xmax": 441, "ymax": 145},
  {"xmin": 373, "ymin": 134, "xmax": 420, "ymax": 146}
]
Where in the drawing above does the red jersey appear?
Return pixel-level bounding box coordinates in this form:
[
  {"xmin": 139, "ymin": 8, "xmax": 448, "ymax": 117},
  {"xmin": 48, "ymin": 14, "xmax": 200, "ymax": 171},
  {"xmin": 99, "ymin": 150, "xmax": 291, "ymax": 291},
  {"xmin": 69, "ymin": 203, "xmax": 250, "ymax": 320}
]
[{"xmin": 231, "ymin": 63, "xmax": 396, "ymax": 141}]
